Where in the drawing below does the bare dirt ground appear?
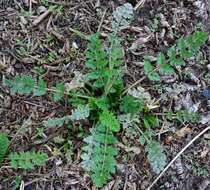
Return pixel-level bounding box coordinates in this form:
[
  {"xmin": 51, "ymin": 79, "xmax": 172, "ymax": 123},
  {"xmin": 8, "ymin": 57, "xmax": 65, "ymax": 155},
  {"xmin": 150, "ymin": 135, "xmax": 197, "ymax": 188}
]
[{"xmin": 0, "ymin": 0, "xmax": 210, "ymax": 189}]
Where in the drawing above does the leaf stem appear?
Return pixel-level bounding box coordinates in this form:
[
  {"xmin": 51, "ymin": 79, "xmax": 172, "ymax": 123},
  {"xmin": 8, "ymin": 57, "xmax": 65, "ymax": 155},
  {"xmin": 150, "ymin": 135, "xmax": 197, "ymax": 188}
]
[{"xmin": 122, "ymin": 67, "xmax": 159, "ymax": 96}]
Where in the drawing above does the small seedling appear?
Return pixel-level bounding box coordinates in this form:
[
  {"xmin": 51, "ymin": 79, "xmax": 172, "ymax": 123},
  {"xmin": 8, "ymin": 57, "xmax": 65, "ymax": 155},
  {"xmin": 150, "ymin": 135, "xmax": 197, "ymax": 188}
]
[
  {"xmin": 144, "ymin": 31, "xmax": 208, "ymax": 81},
  {"xmin": 9, "ymin": 151, "xmax": 48, "ymax": 170}
]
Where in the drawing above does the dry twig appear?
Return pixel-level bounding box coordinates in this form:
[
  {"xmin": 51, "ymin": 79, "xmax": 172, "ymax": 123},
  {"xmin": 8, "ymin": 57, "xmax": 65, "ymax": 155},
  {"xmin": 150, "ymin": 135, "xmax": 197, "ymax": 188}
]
[
  {"xmin": 134, "ymin": 0, "xmax": 146, "ymax": 11},
  {"xmin": 147, "ymin": 125, "xmax": 210, "ymax": 190},
  {"xmin": 32, "ymin": 10, "xmax": 51, "ymax": 26}
]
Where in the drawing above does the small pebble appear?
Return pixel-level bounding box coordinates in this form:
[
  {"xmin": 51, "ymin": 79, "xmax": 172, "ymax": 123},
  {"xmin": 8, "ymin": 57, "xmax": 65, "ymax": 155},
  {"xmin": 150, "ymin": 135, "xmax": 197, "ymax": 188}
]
[
  {"xmin": 4, "ymin": 96, "xmax": 11, "ymax": 108},
  {"xmin": 207, "ymin": 64, "xmax": 210, "ymax": 71},
  {"xmin": 20, "ymin": 16, "xmax": 28, "ymax": 25},
  {"xmin": 37, "ymin": 6, "xmax": 47, "ymax": 14},
  {"xmin": 25, "ymin": 184, "xmax": 33, "ymax": 190},
  {"xmin": 202, "ymin": 89, "xmax": 210, "ymax": 99},
  {"xmin": 116, "ymin": 164, "xmax": 126, "ymax": 174}
]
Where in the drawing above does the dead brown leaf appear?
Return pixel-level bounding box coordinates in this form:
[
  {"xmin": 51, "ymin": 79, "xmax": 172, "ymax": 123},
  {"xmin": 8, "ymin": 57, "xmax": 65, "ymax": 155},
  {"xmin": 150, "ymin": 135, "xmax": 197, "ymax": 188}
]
[
  {"xmin": 117, "ymin": 142, "xmax": 141, "ymax": 154},
  {"xmin": 129, "ymin": 35, "xmax": 151, "ymax": 50},
  {"xmin": 175, "ymin": 127, "xmax": 191, "ymax": 138},
  {"xmin": 65, "ymin": 71, "xmax": 84, "ymax": 92},
  {"xmin": 200, "ymin": 148, "xmax": 209, "ymax": 158}
]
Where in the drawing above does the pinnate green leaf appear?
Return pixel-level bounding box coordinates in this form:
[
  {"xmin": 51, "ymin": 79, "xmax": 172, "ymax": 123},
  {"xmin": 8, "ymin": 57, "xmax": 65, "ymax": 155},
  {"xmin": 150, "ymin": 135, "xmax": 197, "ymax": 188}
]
[
  {"xmin": 34, "ymin": 78, "xmax": 47, "ymax": 96},
  {"xmin": 112, "ymin": 3, "xmax": 134, "ymax": 31},
  {"xmin": 82, "ymin": 126, "xmax": 118, "ymax": 187},
  {"xmin": 167, "ymin": 46, "xmax": 185, "ymax": 66},
  {"xmin": 108, "ymin": 34, "xmax": 124, "ymax": 66},
  {"xmin": 70, "ymin": 105, "xmax": 90, "ymax": 121},
  {"xmin": 0, "ymin": 133, "xmax": 9, "ymax": 165},
  {"xmin": 100, "ymin": 111, "xmax": 120, "ymax": 132},
  {"xmin": 187, "ymin": 31, "xmax": 208, "ymax": 51},
  {"xmin": 86, "ymin": 33, "xmax": 108, "ymax": 70},
  {"xmin": 43, "ymin": 116, "xmax": 71, "ymax": 127},
  {"xmin": 52, "ymin": 82, "xmax": 64, "ymax": 102},
  {"xmin": 144, "ymin": 60, "xmax": 160, "ymax": 81},
  {"xmin": 159, "ymin": 63, "xmax": 175, "ymax": 74},
  {"xmin": 88, "ymin": 97, "xmax": 109, "ymax": 111},
  {"xmin": 9, "ymin": 151, "xmax": 48, "ymax": 170},
  {"xmin": 143, "ymin": 114, "xmax": 158, "ymax": 129},
  {"xmin": 120, "ymin": 95, "xmax": 143, "ymax": 114},
  {"xmin": 146, "ymin": 140, "xmax": 166, "ymax": 174},
  {"xmin": 176, "ymin": 110, "xmax": 200, "ymax": 123},
  {"xmin": 81, "ymin": 128, "xmax": 99, "ymax": 171},
  {"xmin": 5, "ymin": 75, "xmax": 35, "ymax": 95},
  {"xmin": 178, "ymin": 37, "xmax": 193, "ymax": 58},
  {"xmin": 85, "ymin": 71, "xmax": 101, "ymax": 81},
  {"xmin": 157, "ymin": 53, "xmax": 175, "ymax": 74},
  {"xmin": 144, "ymin": 59, "xmax": 153, "ymax": 73},
  {"xmin": 157, "ymin": 52, "xmax": 165, "ymax": 65}
]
